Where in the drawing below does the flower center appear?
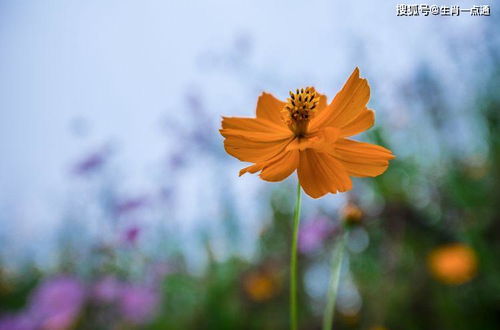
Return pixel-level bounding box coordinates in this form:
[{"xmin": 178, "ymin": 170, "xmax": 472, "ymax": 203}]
[{"xmin": 281, "ymin": 87, "xmax": 320, "ymax": 137}]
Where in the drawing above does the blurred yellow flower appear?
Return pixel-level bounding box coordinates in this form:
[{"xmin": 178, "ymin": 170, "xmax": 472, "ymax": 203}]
[
  {"xmin": 219, "ymin": 68, "xmax": 395, "ymax": 198},
  {"xmin": 341, "ymin": 202, "xmax": 363, "ymax": 224},
  {"xmin": 427, "ymin": 243, "xmax": 478, "ymax": 285},
  {"xmin": 339, "ymin": 312, "xmax": 359, "ymax": 327},
  {"xmin": 243, "ymin": 270, "xmax": 280, "ymax": 302}
]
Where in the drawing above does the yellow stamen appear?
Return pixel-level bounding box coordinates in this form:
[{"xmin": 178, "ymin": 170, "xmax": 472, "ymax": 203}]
[{"xmin": 281, "ymin": 87, "xmax": 320, "ymax": 136}]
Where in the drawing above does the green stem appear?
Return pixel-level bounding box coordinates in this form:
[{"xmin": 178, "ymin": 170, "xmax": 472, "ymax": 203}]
[
  {"xmin": 290, "ymin": 182, "xmax": 302, "ymax": 330},
  {"xmin": 322, "ymin": 229, "xmax": 349, "ymax": 330}
]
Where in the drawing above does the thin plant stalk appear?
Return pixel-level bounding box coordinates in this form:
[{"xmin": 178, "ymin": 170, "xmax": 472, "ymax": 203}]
[
  {"xmin": 290, "ymin": 182, "xmax": 302, "ymax": 330},
  {"xmin": 322, "ymin": 229, "xmax": 349, "ymax": 330}
]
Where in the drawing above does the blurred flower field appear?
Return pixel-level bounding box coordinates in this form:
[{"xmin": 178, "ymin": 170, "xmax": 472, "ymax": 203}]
[{"xmin": 1, "ymin": 1, "xmax": 500, "ymax": 329}]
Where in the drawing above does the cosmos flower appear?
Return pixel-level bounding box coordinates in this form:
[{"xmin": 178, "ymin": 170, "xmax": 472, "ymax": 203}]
[
  {"xmin": 118, "ymin": 285, "xmax": 159, "ymax": 325},
  {"xmin": 92, "ymin": 277, "xmax": 160, "ymax": 325},
  {"xmin": 123, "ymin": 226, "xmax": 141, "ymax": 245},
  {"xmin": 341, "ymin": 203, "xmax": 363, "ymax": 225},
  {"xmin": 72, "ymin": 145, "xmax": 111, "ymax": 176},
  {"xmin": 427, "ymin": 243, "xmax": 478, "ymax": 285},
  {"xmin": 114, "ymin": 196, "xmax": 149, "ymax": 216},
  {"xmin": 220, "ymin": 68, "xmax": 395, "ymax": 198},
  {"xmin": 243, "ymin": 270, "xmax": 280, "ymax": 302},
  {"xmin": 92, "ymin": 276, "xmax": 122, "ymax": 304},
  {"xmin": 298, "ymin": 216, "xmax": 335, "ymax": 254},
  {"xmin": 0, "ymin": 276, "xmax": 85, "ymax": 330},
  {"xmin": 0, "ymin": 313, "xmax": 36, "ymax": 330},
  {"xmin": 29, "ymin": 276, "xmax": 85, "ymax": 330}
]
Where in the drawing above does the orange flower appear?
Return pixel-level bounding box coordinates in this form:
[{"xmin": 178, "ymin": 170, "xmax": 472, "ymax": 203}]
[
  {"xmin": 341, "ymin": 202, "xmax": 363, "ymax": 225},
  {"xmin": 427, "ymin": 243, "xmax": 478, "ymax": 285},
  {"xmin": 243, "ymin": 270, "xmax": 280, "ymax": 302},
  {"xmin": 220, "ymin": 68, "xmax": 395, "ymax": 198}
]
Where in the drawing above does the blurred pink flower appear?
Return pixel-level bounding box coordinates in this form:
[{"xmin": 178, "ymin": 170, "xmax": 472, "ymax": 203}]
[
  {"xmin": 298, "ymin": 216, "xmax": 335, "ymax": 254},
  {"xmin": 123, "ymin": 226, "xmax": 141, "ymax": 245},
  {"xmin": 118, "ymin": 285, "xmax": 159, "ymax": 325},
  {"xmin": 28, "ymin": 276, "xmax": 85, "ymax": 330},
  {"xmin": 114, "ymin": 196, "xmax": 149, "ymax": 216},
  {"xmin": 92, "ymin": 278, "xmax": 160, "ymax": 325},
  {"xmin": 92, "ymin": 276, "xmax": 122, "ymax": 304},
  {"xmin": 72, "ymin": 146, "xmax": 111, "ymax": 176},
  {"xmin": 0, "ymin": 313, "xmax": 36, "ymax": 330}
]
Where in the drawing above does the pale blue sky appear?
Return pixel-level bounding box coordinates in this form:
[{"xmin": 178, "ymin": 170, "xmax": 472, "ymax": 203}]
[{"xmin": 0, "ymin": 0, "xmax": 496, "ymax": 269}]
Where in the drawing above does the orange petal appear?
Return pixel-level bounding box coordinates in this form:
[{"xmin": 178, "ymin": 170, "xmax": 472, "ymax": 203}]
[
  {"xmin": 316, "ymin": 93, "xmax": 328, "ymax": 113},
  {"xmin": 220, "ymin": 116, "xmax": 294, "ymax": 163},
  {"xmin": 221, "ymin": 117, "xmax": 290, "ymax": 137},
  {"xmin": 239, "ymin": 163, "xmax": 264, "ymax": 176},
  {"xmin": 255, "ymin": 92, "xmax": 287, "ymax": 127},
  {"xmin": 259, "ymin": 150, "xmax": 299, "ymax": 182},
  {"xmin": 334, "ymin": 138, "xmax": 395, "ymax": 177},
  {"xmin": 221, "ymin": 128, "xmax": 288, "ymax": 142},
  {"xmin": 340, "ymin": 109, "xmax": 374, "ymax": 137},
  {"xmin": 297, "ymin": 149, "xmax": 352, "ymax": 198},
  {"xmin": 239, "ymin": 148, "xmax": 299, "ymax": 182},
  {"xmin": 224, "ymin": 136, "xmax": 293, "ymax": 163},
  {"xmin": 310, "ymin": 68, "xmax": 370, "ymax": 131}
]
